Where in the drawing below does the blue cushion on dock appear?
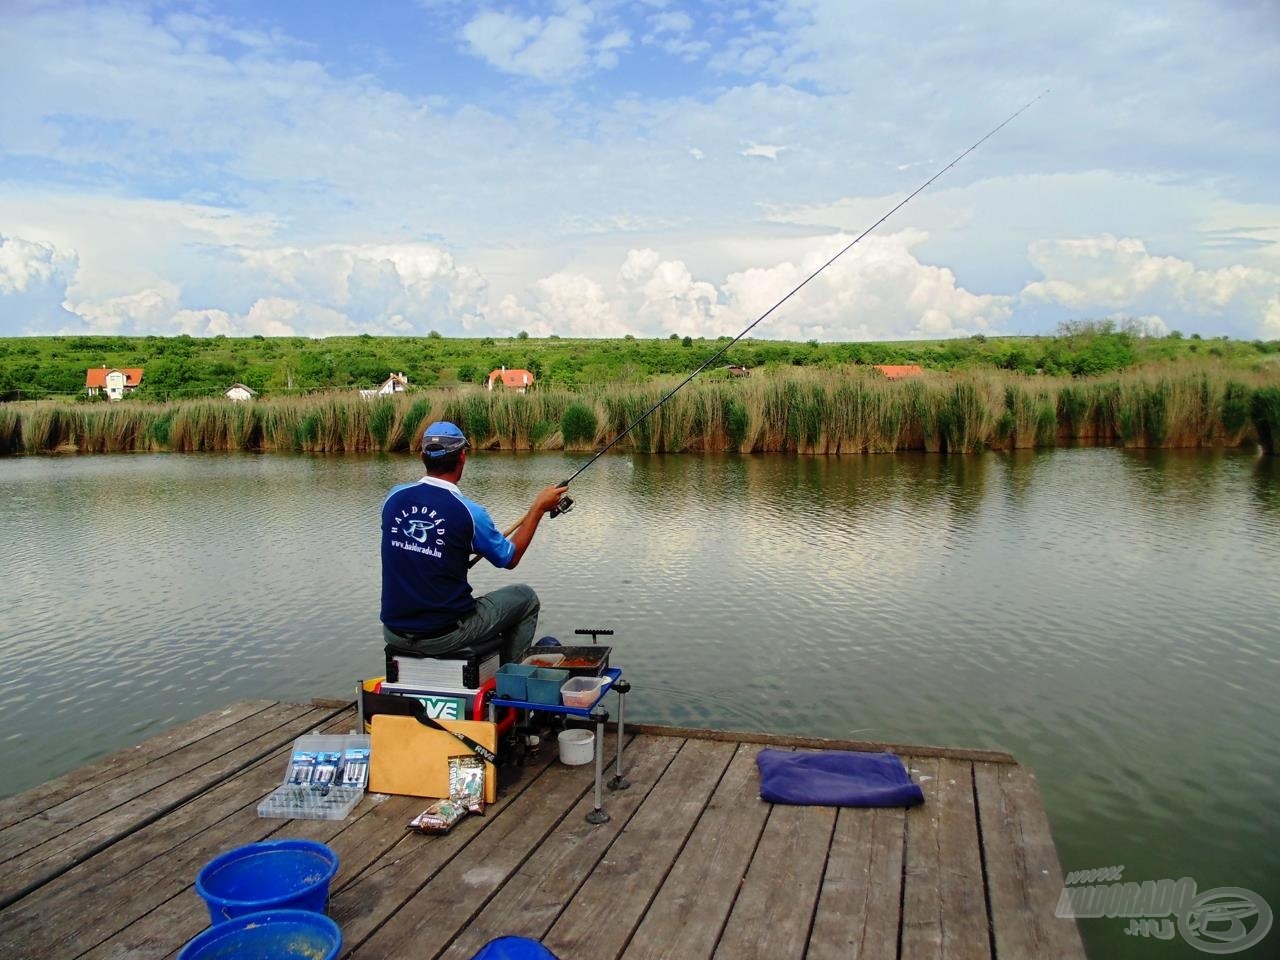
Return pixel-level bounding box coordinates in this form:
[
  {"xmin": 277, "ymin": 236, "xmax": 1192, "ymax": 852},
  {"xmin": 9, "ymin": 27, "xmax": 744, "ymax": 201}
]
[{"xmin": 757, "ymin": 749, "xmax": 925, "ymax": 807}]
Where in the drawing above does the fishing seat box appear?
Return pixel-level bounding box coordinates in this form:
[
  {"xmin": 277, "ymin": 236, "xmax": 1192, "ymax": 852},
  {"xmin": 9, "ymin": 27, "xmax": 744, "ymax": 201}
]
[{"xmin": 384, "ymin": 633, "xmax": 504, "ymax": 690}]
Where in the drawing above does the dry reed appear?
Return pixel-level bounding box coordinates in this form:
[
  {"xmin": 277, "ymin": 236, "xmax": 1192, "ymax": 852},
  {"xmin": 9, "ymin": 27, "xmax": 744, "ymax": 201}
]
[{"xmin": 4, "ymin": 367, "xmax": 1277, "ymax": 457}]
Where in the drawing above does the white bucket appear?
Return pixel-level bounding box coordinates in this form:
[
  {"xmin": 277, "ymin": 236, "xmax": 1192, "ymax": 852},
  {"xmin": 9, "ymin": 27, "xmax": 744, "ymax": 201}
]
[{"xmin": 557, "ymin": 729, "xmax": 595, "ymax": 766}]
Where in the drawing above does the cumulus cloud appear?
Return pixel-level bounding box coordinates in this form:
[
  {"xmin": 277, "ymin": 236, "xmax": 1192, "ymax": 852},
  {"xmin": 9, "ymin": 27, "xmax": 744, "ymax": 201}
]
[
  {"xmin": 715, "ymin": 231, "xmax": 1011, "ymax": 340},
  {"xmin": 1265, "ymin": 299, "xmax": 1280, "ymax": 339},
  {"xmin": 239, "ymin": 242, "xmax": 487, "ymax": 334},
  {"xmin": 461, "ymin": 4, "xmax": 626, "ymax": 81},
  {"xmin": 1022, "ymin": 236, "xmax": 1280, "ymax": 338},
  {"xmin": 0, "ymin": 227, "xmax": 492, "ymax": 337},
  {"xmin": 742, "ymin": 143, "xmax": 783, "ymax": 160},
  {"xmin": 496, "ymin": 230, "xmax": 1011, "ymax": 340},
  {"xmin": 0, "ymin": 234, "xmax": 81, "ymax": 332},
  {"xmin": 66, "ymin": 286, "xmax": 179, "ymax": 335},
  {"xmin": 521, "ymin": 272, "xmax": 628, "ymax": 337}
]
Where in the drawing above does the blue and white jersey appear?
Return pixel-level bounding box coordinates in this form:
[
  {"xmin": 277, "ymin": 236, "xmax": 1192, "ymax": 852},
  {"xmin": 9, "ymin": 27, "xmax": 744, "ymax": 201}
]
[{"xmin": 380, "ymin": 476, "xmax": 515, "ymax": 633}]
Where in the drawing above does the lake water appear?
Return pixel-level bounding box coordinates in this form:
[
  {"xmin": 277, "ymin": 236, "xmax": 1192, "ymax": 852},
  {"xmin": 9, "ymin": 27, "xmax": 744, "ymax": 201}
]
[{"xmin": 2, "ymin": 449, "xmax": 1277, "ymax": 958}]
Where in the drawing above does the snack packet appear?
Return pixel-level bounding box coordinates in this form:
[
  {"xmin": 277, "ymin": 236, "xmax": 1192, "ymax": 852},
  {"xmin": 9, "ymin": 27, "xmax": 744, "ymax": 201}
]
[
  {"xmin": 449, "ymin": 756, "xmax": 487, "ymax": 815},
  {"xmin": 409, "ymin": 798, "xmax": 466, "ymax": 834}
]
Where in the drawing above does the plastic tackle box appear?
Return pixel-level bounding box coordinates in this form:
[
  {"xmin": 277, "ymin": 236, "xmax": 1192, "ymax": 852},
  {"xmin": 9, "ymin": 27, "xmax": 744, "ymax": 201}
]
[{"xmin": 257, "ymin": 733, "xmax": 371, "ymax": 820}]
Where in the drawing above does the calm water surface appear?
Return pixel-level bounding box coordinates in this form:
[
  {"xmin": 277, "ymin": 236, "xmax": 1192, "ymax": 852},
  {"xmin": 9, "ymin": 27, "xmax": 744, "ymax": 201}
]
[{"xmin": 2, "ymin": 449, "xmax": 1277, "ymax": 958}]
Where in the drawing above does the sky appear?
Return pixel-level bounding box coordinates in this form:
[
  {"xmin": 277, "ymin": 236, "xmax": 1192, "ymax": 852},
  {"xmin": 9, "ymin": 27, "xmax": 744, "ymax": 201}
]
[{"xmin": 1, "ymin": 0, "xmax": 1278, "ymax": 342}]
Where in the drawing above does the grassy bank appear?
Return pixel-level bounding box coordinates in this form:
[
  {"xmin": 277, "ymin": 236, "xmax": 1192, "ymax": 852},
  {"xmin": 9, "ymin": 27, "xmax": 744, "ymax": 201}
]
[
  {"xmin": 5, "ymin": 326, "xmax": 1278, "ymax": 401},
  {"xmin": 4, "ymin": 366, "xmax": 1278, "ymax": 456}
]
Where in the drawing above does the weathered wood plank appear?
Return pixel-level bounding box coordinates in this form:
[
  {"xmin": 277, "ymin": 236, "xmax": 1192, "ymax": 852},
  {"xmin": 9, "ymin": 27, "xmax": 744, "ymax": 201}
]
[
  {"xmin": 625, "ymin": 723, "xmax": 1016, "ymax": 765},
  {"xmin": 425, "ymin": 736, "xmax": 657, "ymax": 956},
  {"xmin": 0, "ymin": 700, "xmax": 276, "ymax": 830},
  {"xmin": 619, "ymin": 742, "xmax": 770, "ymax": 960},
  {"xmin": 330, "ymin": 735, "xmax": 613, "ymax": 957},
  {"xmin": 806, "ymin": 805, "xmax": 907, "ymax": 960},
  {"xmin": 712, "ymin": 795, "xmax": 837, "ymax": 958},
  {"xmin": 348, "ymin": 734, "xmax": 671, "ymax": 960},
  {"xmin": 433, "ymin": 734, "xmax": 691, "ymax": 960},
  {"xmin": 0, "ymin": 710, "xmax": 360, "ymax": 960},
  {"xmin": 901, "ymin": 758, "xmax": 991, "ymax": 960},
  {"xmin": 0, "ymin": 703, "xmax": 345, "ymax": 909},
  {"xmin": 0, "ymin": 701, "xmax": 312, "ymax": 864},
  {"xmin": 974, "ymin": 763, "xmax": 1086, "ymax": 959},
  {"xmin": 528, "ymin": 737, "xmax": 737, "ymax": 960}
]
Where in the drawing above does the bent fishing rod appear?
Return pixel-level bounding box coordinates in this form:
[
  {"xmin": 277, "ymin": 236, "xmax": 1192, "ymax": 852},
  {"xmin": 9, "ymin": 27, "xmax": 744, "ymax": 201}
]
[{"xmin": 489, "ymin": 92, "xmax": 1047, "ymax": 543}]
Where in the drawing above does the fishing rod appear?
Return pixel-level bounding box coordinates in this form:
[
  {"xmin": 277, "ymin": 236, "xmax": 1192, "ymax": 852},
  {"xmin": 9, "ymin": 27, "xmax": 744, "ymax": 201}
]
[{"xmin": 494, "ymin": 92, "xmax": 1047, "ymax": 539}]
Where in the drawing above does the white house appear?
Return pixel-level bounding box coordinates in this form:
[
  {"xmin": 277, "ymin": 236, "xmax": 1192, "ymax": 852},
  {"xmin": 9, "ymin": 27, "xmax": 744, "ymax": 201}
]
[
  {"xmin": 360, "ymin": 372, "xmax": 409, "ymax": 399},
  {"xmin": 225, "ymin": 383, "xmax": 257, "ymax": 402},
  {"xmin": 85, "ymin": 366, "xmax": 144, "ymax": 401}
]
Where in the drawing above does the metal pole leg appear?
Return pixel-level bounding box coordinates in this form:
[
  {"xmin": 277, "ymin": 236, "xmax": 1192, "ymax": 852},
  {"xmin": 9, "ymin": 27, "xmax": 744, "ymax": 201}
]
[
  {"xmin": 608, "ymin": 679, "xmax": 631, "ymax": 790},
  {"xmin": 586, "ymin": 707, "xmax": 610, "ymax": 824}
]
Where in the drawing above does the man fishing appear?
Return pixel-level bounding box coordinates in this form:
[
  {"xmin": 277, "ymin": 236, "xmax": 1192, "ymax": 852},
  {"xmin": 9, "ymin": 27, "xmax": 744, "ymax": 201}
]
[{"xmin": 380, "ymin": 421, "xmax": 567, "ymax": 663}]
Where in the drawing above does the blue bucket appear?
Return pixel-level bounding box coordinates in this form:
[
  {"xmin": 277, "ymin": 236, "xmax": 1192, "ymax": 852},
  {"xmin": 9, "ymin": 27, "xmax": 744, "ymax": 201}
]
[
  {"xmin": 178, "ymin": 909, "xmax": 342, "ymax": 960},
  {"xmin": 195, "ymin": 839, "xmax": 339, "ymax": 924}
]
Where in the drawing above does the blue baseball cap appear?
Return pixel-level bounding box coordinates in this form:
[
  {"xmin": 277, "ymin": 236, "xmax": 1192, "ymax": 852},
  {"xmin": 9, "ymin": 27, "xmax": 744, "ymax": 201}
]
[{"xmin": 421, "ymin": 421, "xmax": 469, "ymax": 457}]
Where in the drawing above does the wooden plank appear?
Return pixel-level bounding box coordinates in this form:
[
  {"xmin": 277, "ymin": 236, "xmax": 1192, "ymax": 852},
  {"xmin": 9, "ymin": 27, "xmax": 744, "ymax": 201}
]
[
  {"xmin": 425, "ymin": 734, "xmax": 692, "ymax": 960},
  {"xmin": 901, "ymin": 758, "xmax": 991, "ymax": 960},
  {"xmin": 348, "ymin": 734, "xmax": 678, "ymax": 960},
  {"xmin": 620, "ymin": 742, "xmax": 771, "ymax": 960},
  {"xmin": 329, "ymin": 735, "xmax": 604, "ymax": 956},
  {"xmin": 625, "ymin": 723, "xmax": 1017, "ymax": 765},
  {"xmin": 0, "ymin": 700, "xmax": 276, "ymax": 830},
  {"xmin": 806, "ymin": 805, "xmax": 906, "ymax": 960},
  {"xmin": 539, "ymin": 738, "xmax": 737, "ymax": 960},
  {"xmin": 713, "ymin": 797, "xmax": 836, "ymax": 959},
  {"xmin": 0, "ymin": 709, "xmax": 358, "ymax": 960},
  {"xmin": 974, "ymin": 763, "xmax": 1086, "ymax": 959},
  {"xmin": 0, "ymin": 703, "xmax": 345, "ymax": 909},
  {"xmin": 0, "ymin": 701, "xmax": 312, "ymax": 865}
]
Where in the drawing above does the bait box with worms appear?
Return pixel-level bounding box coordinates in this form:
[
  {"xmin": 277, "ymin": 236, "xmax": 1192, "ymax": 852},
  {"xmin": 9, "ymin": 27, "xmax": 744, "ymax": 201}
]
[{"xmin": 519, "ymin": 646, "xmax": 611, "ymax": 678}]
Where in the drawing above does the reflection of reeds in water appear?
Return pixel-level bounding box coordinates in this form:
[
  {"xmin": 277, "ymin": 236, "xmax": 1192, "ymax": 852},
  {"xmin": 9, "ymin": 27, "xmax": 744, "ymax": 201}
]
[{"xmin": 5, "ymin": 368, "xmax": 1279, "ymax": 455}]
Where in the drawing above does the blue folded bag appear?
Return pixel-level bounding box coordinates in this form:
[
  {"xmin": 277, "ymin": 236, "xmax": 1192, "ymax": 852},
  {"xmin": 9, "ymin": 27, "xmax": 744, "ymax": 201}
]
[{"xmin": 756, "ymin": 749, "xmax": 925, "ymax": 807}]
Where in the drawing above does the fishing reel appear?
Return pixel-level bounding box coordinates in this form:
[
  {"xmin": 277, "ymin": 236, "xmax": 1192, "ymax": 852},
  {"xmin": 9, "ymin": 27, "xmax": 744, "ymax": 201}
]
[{"xmin": 550, "ymin": 484, "xmax": 574, "ymax": 519}]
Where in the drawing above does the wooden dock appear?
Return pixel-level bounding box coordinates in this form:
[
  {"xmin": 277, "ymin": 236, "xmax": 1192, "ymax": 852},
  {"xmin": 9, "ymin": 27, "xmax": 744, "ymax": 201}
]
[{"xmin": 0, "ymin": 700, "xmax": 1085, "ymax": 959}]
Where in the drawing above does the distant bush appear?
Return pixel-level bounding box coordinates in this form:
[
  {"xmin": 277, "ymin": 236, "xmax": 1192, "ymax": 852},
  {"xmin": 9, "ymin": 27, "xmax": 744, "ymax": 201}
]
[{"xmin": 561, "ymin": 402, "xmax": 598, "ymax": 447}]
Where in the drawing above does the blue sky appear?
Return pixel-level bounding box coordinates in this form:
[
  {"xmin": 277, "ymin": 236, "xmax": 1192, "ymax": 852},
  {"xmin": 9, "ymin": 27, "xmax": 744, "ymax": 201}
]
[{"xmin": 1, "ymin": 0, "xmax": 1277, "ymax": 341}]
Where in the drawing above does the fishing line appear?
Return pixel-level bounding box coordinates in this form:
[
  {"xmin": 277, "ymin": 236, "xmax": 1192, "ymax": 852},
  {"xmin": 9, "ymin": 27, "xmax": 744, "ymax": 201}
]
[
  {"xmin": 473, "ymin": 92, "xmax": 1047, "ymax": 550},
  {"xmin": 556, "ymin": 91, "xmax": 1048, "ymax": 489}
]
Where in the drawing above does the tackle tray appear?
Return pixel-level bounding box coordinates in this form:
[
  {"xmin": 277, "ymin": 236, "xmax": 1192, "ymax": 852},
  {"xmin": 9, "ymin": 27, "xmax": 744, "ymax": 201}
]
[
  {"xmin": 517, "ymin": 645, "xmax": 610, "ymax": 678},
  {"xmin": 257, "ymin": 733, "xmax": 370, "ymax": 820}
]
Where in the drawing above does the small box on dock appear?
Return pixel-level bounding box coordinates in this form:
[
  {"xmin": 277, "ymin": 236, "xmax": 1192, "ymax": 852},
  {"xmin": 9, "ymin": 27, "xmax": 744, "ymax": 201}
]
[{"xmin": 257, "ymin": 733, "xmax": 370, "ymax": 820}]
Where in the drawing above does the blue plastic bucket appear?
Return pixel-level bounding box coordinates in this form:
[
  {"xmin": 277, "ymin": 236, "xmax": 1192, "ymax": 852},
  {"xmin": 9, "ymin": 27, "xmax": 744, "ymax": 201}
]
[
  {"xmin": 177, "ymin": 909, "xmax": 341, "ymax": 960},
  {"xmin": 195, "ymin": 839, "xmax": 339, "ymax": 924}
]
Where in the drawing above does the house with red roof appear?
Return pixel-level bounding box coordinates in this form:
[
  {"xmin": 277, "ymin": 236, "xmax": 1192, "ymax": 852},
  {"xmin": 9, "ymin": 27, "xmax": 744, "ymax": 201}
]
[
  {"xmin": 487, "ymin": 366, "xmax": 535, "ymax": 394},
  {"xmin": 85, "ymin": 366, "xmax": 144, "ymax": 401},
  {"xmin": 872, "ymin": 364, "xmax": 925, "ymax": 381}
]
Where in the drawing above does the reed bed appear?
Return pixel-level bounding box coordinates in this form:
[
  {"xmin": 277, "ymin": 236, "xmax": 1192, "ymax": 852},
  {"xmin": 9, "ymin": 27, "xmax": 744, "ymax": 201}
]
[{"xmin": 4, "ymin": 367, "xmax": 1278, "ymax": 456}]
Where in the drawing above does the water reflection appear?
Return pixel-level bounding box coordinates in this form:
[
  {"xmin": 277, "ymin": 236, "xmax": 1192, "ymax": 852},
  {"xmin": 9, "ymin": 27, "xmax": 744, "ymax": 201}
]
[{"xmin": 1253, "ymin": 456, "xmax": 1280, "ymax": 516}]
